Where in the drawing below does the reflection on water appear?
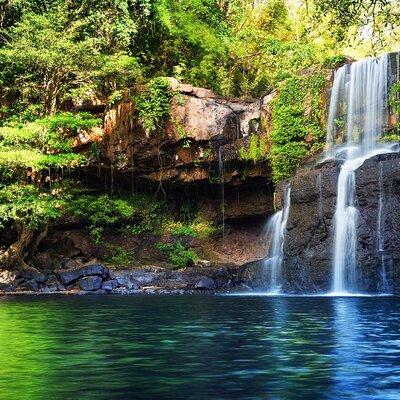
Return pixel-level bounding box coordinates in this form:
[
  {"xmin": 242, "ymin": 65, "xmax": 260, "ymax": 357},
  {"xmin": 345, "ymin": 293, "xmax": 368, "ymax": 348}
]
[{"xmin": 0, "ymin": 295, "xmax": 400, "ymax": 399}]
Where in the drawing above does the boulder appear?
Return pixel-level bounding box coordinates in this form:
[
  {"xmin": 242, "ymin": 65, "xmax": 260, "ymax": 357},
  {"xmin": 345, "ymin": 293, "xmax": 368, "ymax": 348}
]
[
  {"xmin": 195, "ymin": 277, "xmax": 216, "ymax": 290},
  {"xmin": 101, "ymin": 279, "xmax": 119, "ymax": 292},
  {"xmin": 33, "ymin": 250, "xmax": 63, "ymax": 271},
  {"xmin": 79, "ymin": 276, "xmax": 103, "ymax": 291},
  {"xmin": 0, "ymin": 270, "xmax": 17, "ymax": 286},
  {"xmin": 42, "ymin": 276, "xmax": 65, "ymax": 292},
  {"xmin": 63, "ymin": 258, "xmax": 84, "ymax": 270},
  {"xmin": 100, "ymin": 81, "xmax": 275, "ymax": 189},
  {"xmin": 195, "ymin": 259, "xmax": 212, "ymax": 267},
  {"xmin": 110, "ymin": 269, "xmax": 159, "ymax": 289},
  {"xmin": 55, "ymin": 264, "xmax": 109, "ymax": 285},
  {"xmin": 22, "ymin": 279, "xmax": 40, "ymax": 291},
  {"xmin": 18, "ymin": 266, "xmax": 48, "ymax": 282}
]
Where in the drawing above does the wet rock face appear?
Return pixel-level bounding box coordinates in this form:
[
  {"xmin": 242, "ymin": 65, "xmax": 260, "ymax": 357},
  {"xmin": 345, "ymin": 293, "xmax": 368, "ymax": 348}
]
[
  {"xmin": 101, "ymin": 81, "xmax": 272, "ymax": 174},
  {"xmin": 281, "ymin": 153, "xmax": 400, "ymax": 294},
  {"xmin": 86, "ymin": 80, "xmax": 275, "ymax": 222}
]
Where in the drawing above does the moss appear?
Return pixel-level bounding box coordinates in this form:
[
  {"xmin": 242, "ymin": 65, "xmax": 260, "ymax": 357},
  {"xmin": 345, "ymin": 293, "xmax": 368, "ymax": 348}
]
[
  {"xmin": 238, "ymin": 135, "xmax": 269, "ymax": 163},
  {"xmin": 269, "ymin": 72, "xmax": 326, "ymax": 182},
  {"xmin": 134, "ymin": 77, "xmax": 173, "ymax": 135},
  {"xmin": 389, "ymin": 82, "xmax": 400, "ymax": 119},
  {"xmin": 108, "ymin": 90, "xmax": 124, "ymax": 108},
  {"xmin": 322, "ymin": 55, "xmax": 347, "ymax": 68}
]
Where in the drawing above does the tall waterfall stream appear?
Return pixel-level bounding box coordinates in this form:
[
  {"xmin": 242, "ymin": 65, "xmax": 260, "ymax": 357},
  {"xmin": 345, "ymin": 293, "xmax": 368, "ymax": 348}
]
[
  {"xmin": 328, "ymin": 54, "xmax": 393, "ymax": 294},
  {"xmin": 261, "ymin": 53, "xmax": 398, "ymax": 295}
]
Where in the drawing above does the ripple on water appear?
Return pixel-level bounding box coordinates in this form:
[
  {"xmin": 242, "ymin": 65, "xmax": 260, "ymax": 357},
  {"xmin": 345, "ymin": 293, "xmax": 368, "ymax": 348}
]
[{"xmin": 0, "ymin": 295, "xmax": 399, "ymax": 399}]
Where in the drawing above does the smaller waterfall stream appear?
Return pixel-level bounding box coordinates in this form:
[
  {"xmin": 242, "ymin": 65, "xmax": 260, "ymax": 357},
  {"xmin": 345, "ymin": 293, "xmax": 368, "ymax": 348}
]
[{"xmin": 263, "ymin": 187, "xmax": 291, "ymax": 293}]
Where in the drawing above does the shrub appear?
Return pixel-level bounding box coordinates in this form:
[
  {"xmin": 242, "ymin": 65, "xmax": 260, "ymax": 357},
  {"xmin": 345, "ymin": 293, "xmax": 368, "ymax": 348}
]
[
  {"xmin": 156, "ymin": 241, "xmax": 199, "ymax": 269},
  {"xmin": 238, "ymin": 135, "xmax": 269, "ymax": 163},
  {"xmin": 166, "ymin": 218, "xmax": 218, "ymax": 239},
  {"xmin": 134, "ymin": 77, "xmax": 173, "ymax": 135},
  {"xmin": 269, "ymin": 73, "xmax": 326, "ymax": 181},
  {"xmin": 389, "ymin": 82, "xmax": 400, "ymax": 117},
  {"xmin": 69, "ymin": 193, "xmax": 171, "ymax": 243},
  {"xmin": 104, "ymin": 246, "xmax": 135, "ymax": 267}
]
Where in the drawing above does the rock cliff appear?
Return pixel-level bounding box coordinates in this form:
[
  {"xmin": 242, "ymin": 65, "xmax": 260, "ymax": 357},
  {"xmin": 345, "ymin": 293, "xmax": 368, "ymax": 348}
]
[
  {"xmin": 281, "ymin": 152, "xmax": 400, "ymax": 293},
  {"xmin": 78, "ymin": 79, "xmax": 275, "ymax": 221}
]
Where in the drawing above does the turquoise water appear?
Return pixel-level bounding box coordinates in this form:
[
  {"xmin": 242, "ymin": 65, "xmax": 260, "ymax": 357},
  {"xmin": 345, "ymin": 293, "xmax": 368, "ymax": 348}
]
[{"xmin": 0, "ymin": 295, "xmax": 399, "ymax": 399}]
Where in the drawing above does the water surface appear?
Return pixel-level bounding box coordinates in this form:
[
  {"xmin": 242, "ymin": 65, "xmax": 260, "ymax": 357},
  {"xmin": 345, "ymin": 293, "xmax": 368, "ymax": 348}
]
[{"xmin": 0, "ymin": 295, "xmax": 399, "ymax": 399}]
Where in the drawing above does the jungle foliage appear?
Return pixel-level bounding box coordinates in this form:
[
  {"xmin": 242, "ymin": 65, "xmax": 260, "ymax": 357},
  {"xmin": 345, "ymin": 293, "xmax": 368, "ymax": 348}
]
[{"xmin": 0, "ymin": 0, "xmax": 398, "ymax": 267}]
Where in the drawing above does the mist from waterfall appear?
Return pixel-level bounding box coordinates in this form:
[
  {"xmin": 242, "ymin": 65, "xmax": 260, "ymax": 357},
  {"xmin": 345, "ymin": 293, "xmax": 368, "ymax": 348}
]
[
  {"xmin": 327, "ymin": 54, "xmax": 392, "ymax": 294},
  {"xmin": 263, "ymin": 187, "xmax": 291, "ymax": 293}
]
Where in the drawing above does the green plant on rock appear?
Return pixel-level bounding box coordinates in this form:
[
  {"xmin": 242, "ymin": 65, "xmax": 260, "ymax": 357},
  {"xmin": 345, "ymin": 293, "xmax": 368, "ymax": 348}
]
[
  {"xmin": 380, "ymin": 82, "xmax": 400, "ymax": 141},
  {"xmin": 166, "ymin": 218, "xmax": 218, "ymax": 239},
  {"xmin": 270, "ymin": 72, "xmax": 326, "ymax": 182},
  {"xmin": 271, "ymin": 142, "xmax": 308, "ymax": 182},
  {"xmin": 104, "ymin": 246, "xmax": 135, "ymax": 267},
  {"xmin": 69, "ymin": 193, "xmax": 172, "ymax": 243},
  {"xmin": 68, "ymin": 194, "xmax": 136, "ymax": 243},
  {"xmin": 238, "ymin": 135, "xmax": 268, "ymax": 163},
  {"xmin": 0, "ymin": 112, "xmax": 99, "ymax": 170},
  {"xmin": 108, "ymin": 90, "xmax": 124, "ymax": 108},
  {"xmin": 390, "ymin": 82, "xmax": 400, "ymax": 118},
  {"xmin": 381, "ymin": 134, "xmax": 400, "ymax": 142},
  {"xmin": 156, "ymin": 240, "xmax": 199, "ymax": 269},
  {"xmin": 322, "ymin": 55, "xmax": 347, "ymax": 68},
  {"xmin": 134, "ymin": 77, "xmax": 173, "ymax": 135}
]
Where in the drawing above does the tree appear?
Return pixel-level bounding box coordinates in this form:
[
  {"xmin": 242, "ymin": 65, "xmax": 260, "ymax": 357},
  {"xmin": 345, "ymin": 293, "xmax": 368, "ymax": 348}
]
[
  {"xmin": 311, "ymin": 0, "xmax": 400, "ymax": 52},
  {"xmin": 0, "ymin": 183, "xmax": 65, "ymax": 268},
  {"xmin": 0, "ymin": 112, "xmax": 99, "ymax": 268},
  {"xmin": 0, "ymin": 11, "xmax": 100, "ymax": 114}
]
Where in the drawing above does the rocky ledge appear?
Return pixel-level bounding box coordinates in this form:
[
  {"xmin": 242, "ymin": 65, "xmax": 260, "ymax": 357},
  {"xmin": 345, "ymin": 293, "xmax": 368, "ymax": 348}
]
[
  {"xmin": 0, "ymin": 262, "xmax": 254, "ymax": 295},
  {"xmin": 281, "ymin": 152, "xmax": 400, "ymax": 294}
]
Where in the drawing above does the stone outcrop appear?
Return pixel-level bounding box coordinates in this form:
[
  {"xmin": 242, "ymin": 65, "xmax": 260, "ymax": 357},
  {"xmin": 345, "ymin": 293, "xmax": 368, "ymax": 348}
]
[
  {"xmin": 281, "ymin": 152, "xmax": 400, "ymax": 294},
  {"xmin": 101, "ymin": 79, "xmax": 272, "ymax": 174},
  {"xmin": 0, "ymin": 262, "xmax": 248, "ymax": 294},
  {"xmin": 55, "ymin": 264, "xmax": 109, "ymax": 285},
  {"xmin": 79, "ymin": 79, "xmax": 275, "ymax": 222}
]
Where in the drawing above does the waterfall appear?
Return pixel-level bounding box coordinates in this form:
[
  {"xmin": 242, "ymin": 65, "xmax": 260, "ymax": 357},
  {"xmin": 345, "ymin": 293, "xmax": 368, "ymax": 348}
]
[
  {"xmin": 328, "ymin": 54, "xmax": 392, "ymax": 294},
  {"xmin": 263, "ymin": 187, "xmax": 291, "ymax": 293}
]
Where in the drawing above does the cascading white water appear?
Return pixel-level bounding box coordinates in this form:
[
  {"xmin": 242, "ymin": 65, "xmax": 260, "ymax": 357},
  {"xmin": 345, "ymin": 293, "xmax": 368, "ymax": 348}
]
[
  {"xmin": 263, "ymin": 187, "xmax": 291, "ymax": 293},
  {"xmin": 328, "ymin": 54, "xmax": 392, "ymax": 294}
]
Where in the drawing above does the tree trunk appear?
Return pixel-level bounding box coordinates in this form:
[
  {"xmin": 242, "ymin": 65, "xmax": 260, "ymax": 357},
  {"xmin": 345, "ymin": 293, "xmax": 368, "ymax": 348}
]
[
  {"xmin": 29, "ymin": 224, "xmax": 49, "ymax": 260},
  {"xmin": 43, "ymin": 70, "xmax": 60, "ymax": 115},
  {"xmin": 0, "ymin": 224, "xmax": 34, "ymax": 269}
]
